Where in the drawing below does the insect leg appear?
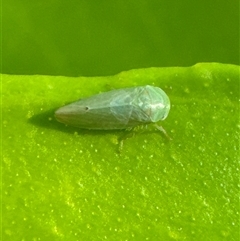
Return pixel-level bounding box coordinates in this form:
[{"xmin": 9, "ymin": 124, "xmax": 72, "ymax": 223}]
[
  {"xmin": 154, "ymin": 124, "xmax": 172, "ymax": 140},
  {"xmin": 117, "ymin": 128, "xmax": 135, "ymax": 153}
]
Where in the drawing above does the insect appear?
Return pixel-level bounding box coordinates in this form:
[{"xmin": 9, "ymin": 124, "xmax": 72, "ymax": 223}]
[{"xmin": 55, "ymin": 85, "xmax": 170, "ymax": 130}]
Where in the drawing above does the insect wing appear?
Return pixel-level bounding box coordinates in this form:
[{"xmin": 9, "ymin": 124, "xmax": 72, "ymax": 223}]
[
  {"xmin": 109, "ymin": 90, "xmax": 134, "ymax": 124},
  {"xmin": 55, "ymin": 89, "xmax": 134, "ymax": 129},
  {"xmin": 127, "ymin": 87, "xmax": 152, "ymax": 124}
]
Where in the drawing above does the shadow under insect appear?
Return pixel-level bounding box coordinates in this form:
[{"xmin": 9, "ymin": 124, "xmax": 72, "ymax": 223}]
[{"xmin": 29, "ymin": 108, "xmax": 125, "ymax": 137}]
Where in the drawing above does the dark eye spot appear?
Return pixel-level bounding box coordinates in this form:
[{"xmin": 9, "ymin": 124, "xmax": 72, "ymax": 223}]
[{"xmin": 85, "ymin": 107, "xmax": 89, "ymax": 111}]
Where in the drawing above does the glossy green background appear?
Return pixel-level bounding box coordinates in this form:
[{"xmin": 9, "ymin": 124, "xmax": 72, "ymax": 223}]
[
  {"xmin": 2, "ymin": 1, "xmax": 239, "ymax": 76},
  {"xmin": 2, "ymin": 1, "xmax": 240, "ymax": 241}
]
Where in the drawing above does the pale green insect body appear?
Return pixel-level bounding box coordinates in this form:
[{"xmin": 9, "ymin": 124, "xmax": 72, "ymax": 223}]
[{"xmin": 55, "ymin": 85, "xmax": 170, "ymax": 130}]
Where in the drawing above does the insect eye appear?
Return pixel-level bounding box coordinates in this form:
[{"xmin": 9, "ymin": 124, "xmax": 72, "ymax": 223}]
[{"xmin": 85, "ymin": 107, "xmax": 89, "ymax": 111}]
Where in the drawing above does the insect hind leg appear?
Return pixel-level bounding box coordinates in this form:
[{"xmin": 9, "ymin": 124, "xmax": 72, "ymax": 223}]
[
  {"xmin": 117, "ymin": 128, "xmax": 136, "ymax": 153},
  {"xmin": 154, "ymin": 124, "xmax": 172, "ymax": 140}
]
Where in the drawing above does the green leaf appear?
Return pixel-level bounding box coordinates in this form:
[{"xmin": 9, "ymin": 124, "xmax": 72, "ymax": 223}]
[{"xmin": 2, "ymin": 63, "xmax": 239, "ymax": 240}]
